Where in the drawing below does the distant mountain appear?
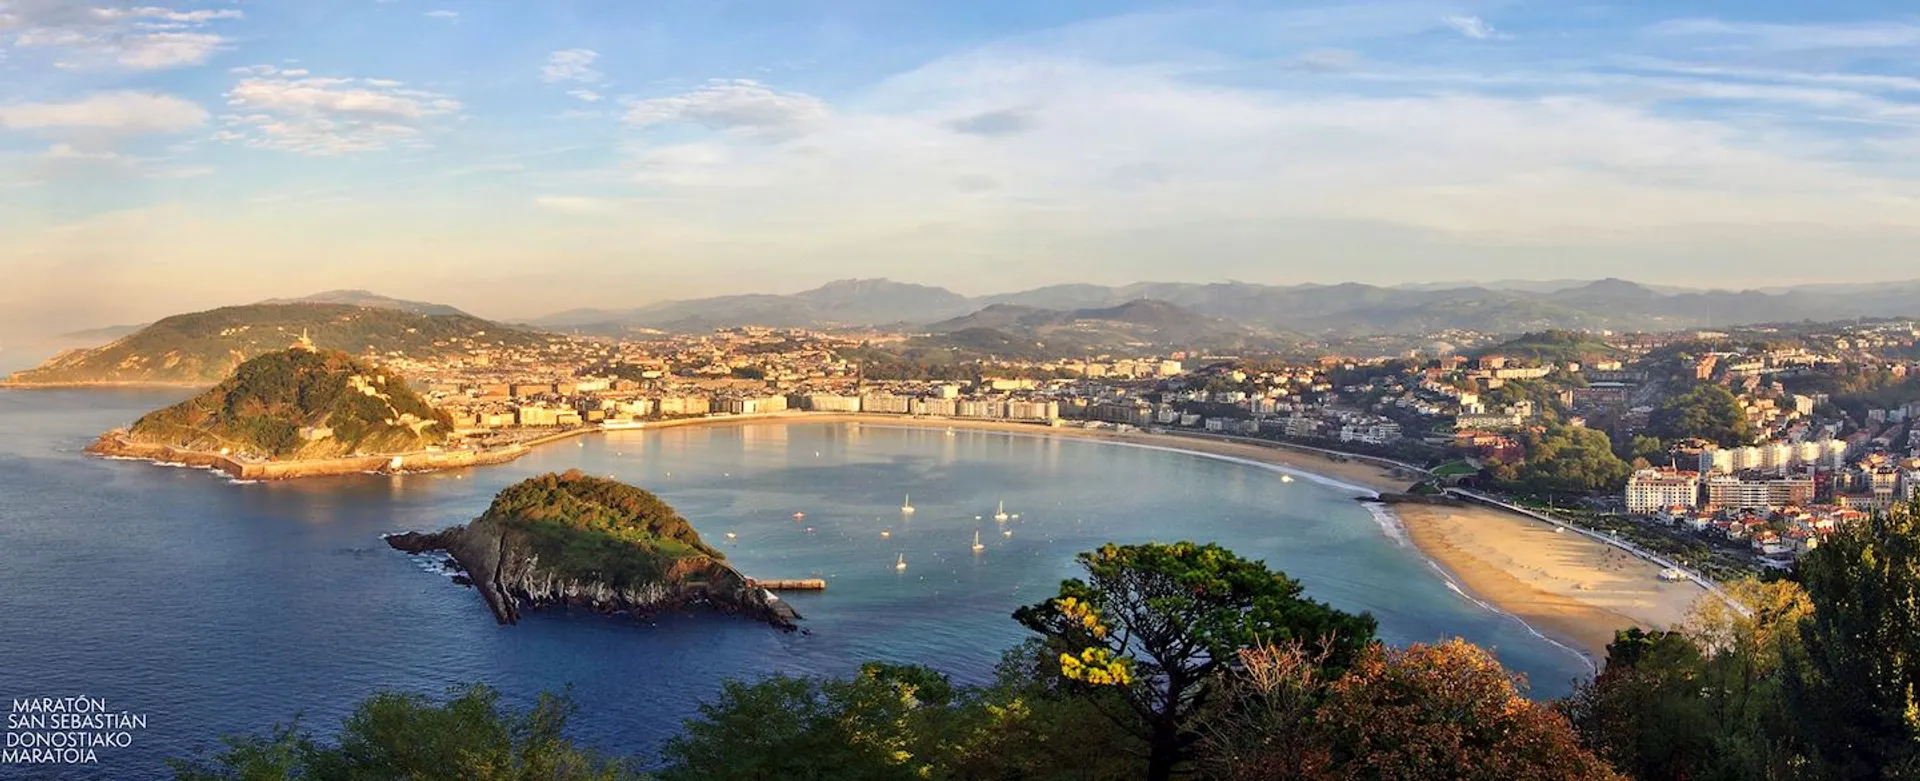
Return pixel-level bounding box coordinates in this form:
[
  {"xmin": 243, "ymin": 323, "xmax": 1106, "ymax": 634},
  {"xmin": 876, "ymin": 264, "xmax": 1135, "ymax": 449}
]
[
  {"xmin": 56, "ymin": 323, "xmax": 148, "ymax": 343},
  {"xmin": 532, "ymin": 277, "xmax": 1920, "ymax": 339},
  {"xmin": 922, "ymin": 298, "xmax": 1293, "ymax": 357},
  {"xmin": 115, "ymin": 348, "xmax": 451, "ymax": 459},
  {"xmin": 4, "ymin": 303, "xmax": 547, "ymax": 386},
  {"xmin": 535, "ymin": 279, "xmax": 975, "ymax": 333},
  {"xmin": 258, "ymin": 290, "xmax": 470, "ymax": 317}
]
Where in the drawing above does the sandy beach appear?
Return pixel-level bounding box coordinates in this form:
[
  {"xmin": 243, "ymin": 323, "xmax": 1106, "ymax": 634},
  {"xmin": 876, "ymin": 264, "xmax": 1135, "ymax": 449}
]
[
  {"xmin": 1393, "ymin": 502, "xmax": 1704, "ymax": 663},
  {"xmin": 649, "ymin": 413, "xmax": 1703, "ymax": 662}
]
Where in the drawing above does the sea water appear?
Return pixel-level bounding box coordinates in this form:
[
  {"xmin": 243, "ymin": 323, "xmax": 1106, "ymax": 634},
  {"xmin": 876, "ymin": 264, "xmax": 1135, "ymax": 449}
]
[{"xmin": 0, "ymin": 389, "xmax": 1592, "ymax": 779}]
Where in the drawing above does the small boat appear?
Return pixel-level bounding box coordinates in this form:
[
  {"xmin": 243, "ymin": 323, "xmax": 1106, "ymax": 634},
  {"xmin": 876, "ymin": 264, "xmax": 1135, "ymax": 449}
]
[
  {"xmin": 994, "ymin": 500, "xmax": 1009, "ymax": 522},
  {"xmin": 974, "ymin": 515, "xmax": 983, "ymax": 520},
  {"xmin": 895, "ymin": 554, "xmax": 907, "ymax": 571},
  {"xmin": 1555, "ymin": 526, "xmax": 1566, "ymax": 534},
  {"xmin": 901, "ymin": 494, "xmax": 915, "ymax": 514},
  {"xmin": 972, "ymin": 530, "xmax": 984, "ymax": 553},
  {"xmin": 792, "ymin": 512, "xmax": 807, "ymax": 520},
  {"xmin": 1002, "ymin": 528, "xmax": 1013, "ymax": 538},
  {"xmin": 804, "ymin": 527, "xmax": 814, "ymax": 533},
  {"xmin": 881, "ymin": 529, "xmax": 892, "ymax": 539},
  {"xmin": 725, "ymin": 532, "xmax": 737, "ymax": 541},
  {"xmin": 1011, "ymin": 513, "xmax": 1021, "ymax": 520},
  {"xmin": 1280, "ymin": 474, "xmax": 1294, "ymax": 483}
]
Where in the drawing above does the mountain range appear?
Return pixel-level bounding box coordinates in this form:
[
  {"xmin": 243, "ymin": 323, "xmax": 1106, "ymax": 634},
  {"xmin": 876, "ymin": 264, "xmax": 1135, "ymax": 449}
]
[{"xmin": 531, "ymin": 277, "xmax": 1920, "ymax": 337}]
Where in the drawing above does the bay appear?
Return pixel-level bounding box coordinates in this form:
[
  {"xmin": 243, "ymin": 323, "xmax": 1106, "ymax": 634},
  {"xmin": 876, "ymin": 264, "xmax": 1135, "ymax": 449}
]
[{"xmin": 0, "ymin": 389, "xmax": 1590, "ymax": 779}]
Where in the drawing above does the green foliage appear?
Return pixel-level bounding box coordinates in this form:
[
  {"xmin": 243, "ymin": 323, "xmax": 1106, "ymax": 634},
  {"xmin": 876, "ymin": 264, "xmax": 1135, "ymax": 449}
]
[
  {"xmin": 128, "ymin": 348, "xmax": 449, "ymax": 458},
  {"xmin": 1498, "ymin": 423, "xmax": 1632, "ymax": 497},
  {"xmin": 1013, "ymin": 542, "xmax": 1377, "ymax": 781},
  {"xmin": 1650, "ymin": 384, "xmax": 1754, "ymax": 447},
  {"xmin": 9, "ymin": 303, "xmax": 546, "ymax": 385},
  {"xmin": 1480, "ymin": 330, "xmax": 1619, "ymax": 364},
  {"xmin": 1789, "ymin": 495, "xmax": 1920, "ymax": 779},
  {"xmin": 167, "ymin": 684, "xmax": 634, "ymax": 781},
  {"xmin": 480, "ymin": 471, "xmax": 721, "ymax": 585}
]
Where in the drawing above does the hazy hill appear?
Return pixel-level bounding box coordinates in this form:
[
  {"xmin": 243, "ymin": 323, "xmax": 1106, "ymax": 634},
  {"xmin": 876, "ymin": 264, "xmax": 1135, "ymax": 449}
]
[
  {"xmin": 122, "ymin": 348, "xmax": 451, "ymax": 459},
  {"xmin": 922, "ymin": 298, "xmax": 1292, "ymax": 357},
  {"xmin": 257, "ymin": 290, "xmax": 471, "ymax": 317},
  {"xmin": 541, "ymin": 277, "xmax": 1920, "ymax": 337},
  {"xmin": 5, "ymin": 303, "xmax": 546, "ymax": 386},
  {"xmin": 536, "ymin": 279, "xmax": 975, "ymax": 333}
]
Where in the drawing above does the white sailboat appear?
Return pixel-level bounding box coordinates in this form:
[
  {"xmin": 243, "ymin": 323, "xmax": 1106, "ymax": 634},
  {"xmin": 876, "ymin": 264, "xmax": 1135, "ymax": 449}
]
[
  {"xmin": 994, "ymin": 500, "xmax": 1010, "ymax": 522},
  {"xmin": 901, "ymin": 494, "xmax": 915, "ymax": 514},
  {"xmin": 972, "ymin": 530, "xmax": 984, "ymax": 553},
  {"xmin": 895, "ymin": 553, "xmax": 907, "ymax": 571}
]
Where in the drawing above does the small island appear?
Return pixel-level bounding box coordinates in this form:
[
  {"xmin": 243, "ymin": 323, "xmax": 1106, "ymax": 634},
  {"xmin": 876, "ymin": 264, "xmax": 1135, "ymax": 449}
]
[
  {"xmin": 87, "ymin": 339, "xmax": 527, "ymax": 479},
  {"xmin": 385, "ymin": 471, "xmax": 800, "ymax": 630}
]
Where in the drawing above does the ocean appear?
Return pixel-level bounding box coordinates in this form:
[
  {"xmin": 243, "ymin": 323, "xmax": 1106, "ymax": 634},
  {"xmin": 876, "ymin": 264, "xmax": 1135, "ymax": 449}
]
[{"xmin": 0, "ymin": 389, "xmax": 1592, "ymax": 779}]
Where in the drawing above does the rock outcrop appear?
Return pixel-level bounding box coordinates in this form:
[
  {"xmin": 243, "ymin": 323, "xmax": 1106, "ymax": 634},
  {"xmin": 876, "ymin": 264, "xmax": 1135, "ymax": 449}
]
[{"xmin": 385, "ymin": 471, "xmax": 800, "ymax": 631}]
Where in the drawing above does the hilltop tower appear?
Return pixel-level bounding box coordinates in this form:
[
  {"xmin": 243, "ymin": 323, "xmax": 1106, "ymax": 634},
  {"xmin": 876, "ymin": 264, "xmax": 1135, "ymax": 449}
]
[{"xmin": 292, "ymin": 328, "xmax": 316, "ymax": 352}]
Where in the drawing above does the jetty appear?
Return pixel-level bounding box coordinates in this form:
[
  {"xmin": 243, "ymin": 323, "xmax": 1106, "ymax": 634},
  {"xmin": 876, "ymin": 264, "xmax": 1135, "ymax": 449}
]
[{"xmin": 748, "ymin": 578, "xmax": 828, "ymax": 591}]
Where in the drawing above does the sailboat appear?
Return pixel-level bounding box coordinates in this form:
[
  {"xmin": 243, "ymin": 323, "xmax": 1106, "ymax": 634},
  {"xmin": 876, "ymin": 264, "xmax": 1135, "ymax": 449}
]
[
  {"xmin": 895, "ymin": 553, "xmax": 907, "ymax": 571},
  {"xmin": 901, "ymin": 494, "xmax": 915, "ymax": 514},
  {"xmin": 994, "ymin": 500, "xmax": 1010, "ymax": 522},
  {"xmin": 972, "ymin": 530, "xmax": 984, "ymax": 553}
]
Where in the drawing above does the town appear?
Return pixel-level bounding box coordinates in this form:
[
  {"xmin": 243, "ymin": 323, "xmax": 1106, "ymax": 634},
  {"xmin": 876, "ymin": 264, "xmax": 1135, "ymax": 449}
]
[{"xmin": 340, "ymin": 318, "xmax": 1920, "ymax": 583}]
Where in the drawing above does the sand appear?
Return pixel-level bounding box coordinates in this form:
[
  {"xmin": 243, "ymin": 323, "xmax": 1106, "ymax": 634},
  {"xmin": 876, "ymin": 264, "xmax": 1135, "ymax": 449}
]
[
  {"xmin": 607, "ymin": 412, "xmax": 1709, "ymax": 662},
  {"xmin": 1393, "ymin": 502, "xmax": 1705, "ymax": 663}
]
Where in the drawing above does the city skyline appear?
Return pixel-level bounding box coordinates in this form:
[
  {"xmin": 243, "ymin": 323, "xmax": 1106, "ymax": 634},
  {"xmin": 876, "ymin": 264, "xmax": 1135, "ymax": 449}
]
[{"xmin": 6, "ymin": 0, "xmax": 1920, "ymax": 337}]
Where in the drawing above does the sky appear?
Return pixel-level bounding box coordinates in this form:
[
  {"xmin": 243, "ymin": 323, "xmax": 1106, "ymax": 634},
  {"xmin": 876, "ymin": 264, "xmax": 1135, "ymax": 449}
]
[{"xmin": 4, "ymin": 0, "xmax": 1920, "ymax": 337}]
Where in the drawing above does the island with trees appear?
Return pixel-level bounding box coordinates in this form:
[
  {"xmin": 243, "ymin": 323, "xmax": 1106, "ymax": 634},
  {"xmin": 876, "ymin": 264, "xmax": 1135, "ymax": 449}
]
[{"xmin": 384, "ymin": 471, "xmax": 800, "ymax": 631}]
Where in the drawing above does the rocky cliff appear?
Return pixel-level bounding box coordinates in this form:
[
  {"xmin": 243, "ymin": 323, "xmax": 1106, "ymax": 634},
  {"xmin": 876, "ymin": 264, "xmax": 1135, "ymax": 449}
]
[{"xmin": 385, "ymin": 471, "xmax": 800, "ymax": 630}]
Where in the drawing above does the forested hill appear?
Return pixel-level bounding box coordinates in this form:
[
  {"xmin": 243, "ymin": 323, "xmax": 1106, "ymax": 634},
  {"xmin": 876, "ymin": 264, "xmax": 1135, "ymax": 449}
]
[
  {"xmin": 5, "ymin": 303, "xmax": 547, "ymax": 386},
  {"xmin": 123, "ymin": 348, "xmax": 451, "ymax": 459}
]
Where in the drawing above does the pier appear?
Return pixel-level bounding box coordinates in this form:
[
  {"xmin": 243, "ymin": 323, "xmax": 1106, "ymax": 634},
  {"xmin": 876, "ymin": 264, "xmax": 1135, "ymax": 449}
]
[{"xmin": 748, "ymin": 578, "xmax": 828, "ymax": 591}]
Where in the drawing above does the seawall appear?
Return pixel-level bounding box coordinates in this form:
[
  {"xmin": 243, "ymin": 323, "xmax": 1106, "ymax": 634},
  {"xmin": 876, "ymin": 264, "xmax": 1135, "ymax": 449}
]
[{"xmin": 87, "ymin": 431, "xmax": 530, "ymax": 480}]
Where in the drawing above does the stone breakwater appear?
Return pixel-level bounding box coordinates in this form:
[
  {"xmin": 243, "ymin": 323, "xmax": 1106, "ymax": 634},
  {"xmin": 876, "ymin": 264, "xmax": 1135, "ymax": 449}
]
[
  {"xmin": 85, "ymin": 430, "xmax": 527, "ymax": 480},
  {"xmin": 384, "ymin": 525, "xmax": 801, "ymax": 632}
]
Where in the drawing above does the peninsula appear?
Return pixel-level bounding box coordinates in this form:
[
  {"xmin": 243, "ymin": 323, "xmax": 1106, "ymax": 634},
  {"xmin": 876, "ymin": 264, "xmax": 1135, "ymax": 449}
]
[
  {"xmin": 87, "ymin": 342, "xmax": 525, "ymax": 479},
  {"xmin": 385, "ymin": 471, "xmax": 800, "ymax": 630}
]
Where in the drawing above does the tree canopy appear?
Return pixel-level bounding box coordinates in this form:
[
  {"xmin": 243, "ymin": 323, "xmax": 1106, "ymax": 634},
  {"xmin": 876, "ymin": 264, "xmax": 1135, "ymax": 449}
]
[{"xmin": 1650, "ymin": 384, "xmax": 1754, "ymax": 447}]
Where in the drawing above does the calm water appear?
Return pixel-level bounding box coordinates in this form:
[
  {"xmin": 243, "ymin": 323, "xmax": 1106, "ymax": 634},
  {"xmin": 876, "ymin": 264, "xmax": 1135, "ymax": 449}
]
[{"xmin": 0, "ymin": 389, "xmax": 1590, "ymax": 779}]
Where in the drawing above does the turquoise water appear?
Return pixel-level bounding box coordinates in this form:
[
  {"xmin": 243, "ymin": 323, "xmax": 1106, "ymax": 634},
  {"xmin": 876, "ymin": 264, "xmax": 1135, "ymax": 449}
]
[{"xmin": 0, "ymin": 390, "xmax": 1590, "ymax": 779}]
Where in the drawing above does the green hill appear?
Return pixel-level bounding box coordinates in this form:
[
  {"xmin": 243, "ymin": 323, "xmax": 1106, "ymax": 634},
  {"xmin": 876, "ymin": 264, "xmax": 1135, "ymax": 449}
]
[
  {"xmin": 475, "ymin": 470, "xmax": 723, "ymax": 583},
  {"xmin": 125, "ymin": 348, "xmax": 451, "ymax": 459},
  {"xmin": 6, "ymin": 303, "xmax": 547, "ymax": 385}
]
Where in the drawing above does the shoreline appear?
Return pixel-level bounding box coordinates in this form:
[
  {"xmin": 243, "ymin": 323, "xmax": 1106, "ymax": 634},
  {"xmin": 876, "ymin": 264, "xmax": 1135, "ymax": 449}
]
[{"xmin": 89, "ymin": 409, "xmax": 1701, "ymax": 661}]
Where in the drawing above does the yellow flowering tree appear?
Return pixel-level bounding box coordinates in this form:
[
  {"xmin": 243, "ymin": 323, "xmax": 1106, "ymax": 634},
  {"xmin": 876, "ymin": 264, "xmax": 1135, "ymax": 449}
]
[{"xmin": 1013, "ymin": 542, "xmax": 1377, "ymax": 781}]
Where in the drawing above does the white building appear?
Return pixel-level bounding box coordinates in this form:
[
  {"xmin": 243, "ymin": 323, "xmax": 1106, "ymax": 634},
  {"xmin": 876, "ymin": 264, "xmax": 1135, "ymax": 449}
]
[{"xmin": 1627, "ymin": 468, "xmax": 1702, "ymax": 514}]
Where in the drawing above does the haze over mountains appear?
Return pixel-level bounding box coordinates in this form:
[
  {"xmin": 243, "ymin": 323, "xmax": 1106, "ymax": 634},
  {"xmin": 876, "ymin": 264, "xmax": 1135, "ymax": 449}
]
[{"xmin": 533, "ymin": 277, "xmax": 1920, "ymax": 336}]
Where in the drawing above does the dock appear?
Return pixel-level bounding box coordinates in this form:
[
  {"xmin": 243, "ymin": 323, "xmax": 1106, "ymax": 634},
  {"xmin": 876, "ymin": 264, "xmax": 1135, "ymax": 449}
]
[{"xmin": 749, "ymin": 578, "xmax": 827, "ymax": 591}]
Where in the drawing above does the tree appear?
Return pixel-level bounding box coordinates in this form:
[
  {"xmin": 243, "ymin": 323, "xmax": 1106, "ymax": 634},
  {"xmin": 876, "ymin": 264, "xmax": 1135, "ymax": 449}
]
[
  {"xmin": 168, "ymin": 684, "xmax": 633, "ymax": 781},
  {"xmin": 1626, "ymin": 434, "xmax": 1668, "ymax": 467},
  {"xmin": 1505, "ymin": 424, "xmax": 1632, "ymax": 497},
  {"xmin": 1650, "ymin": 385, "xmax": 1754, "ymax": 447},
  {"xmin": 1205, "ymin": 640, "xmax": 1622, "ymax": 781},
  {"xmin": 1013, "ymin": 542, "xmax": 1377, "ymax": 781},
  {"xmin": 1789, "ymin": 496, "xmax": 1920, "ymax": 779},
  {"xmin": 1563, "ymin": 580, "xmax": 1815, "ymax": 781}
]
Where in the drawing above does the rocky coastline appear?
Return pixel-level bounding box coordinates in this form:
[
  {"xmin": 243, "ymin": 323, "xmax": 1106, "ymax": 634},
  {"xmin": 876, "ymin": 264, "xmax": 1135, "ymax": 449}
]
[{"xmin": 384, "ymin": 523, "xmax": 802, "ymax": 632}]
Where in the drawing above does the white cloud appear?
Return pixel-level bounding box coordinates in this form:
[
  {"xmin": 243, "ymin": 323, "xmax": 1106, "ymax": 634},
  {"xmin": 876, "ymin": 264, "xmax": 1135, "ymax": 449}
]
[
  {"xmin": 216, "ymin": 65, "xmax": 462, "ymax": 154},
  {"xmin": 2, "ymin": 2, "xmax": 241, "ymax": 70},
  {"xmin": 567, "ymin": 88, "xmax": 602, "ymax": 103},
  {"xmin": 541, "ymin": 48, "xmax": 600, "ymax": 83},
  {"xmin": 0, "ymin": 90, "xmax": 208, "ymax": 132},
  {"xmin": 424, "ymin": 9, "xmax": 456, "ymax": 21},
  {"xmin": 1440, "ymin": 15, "xmax": 1497, "ymax": 40},
  {"xmin": 623, "ymin": 79, "xmax": 829, "ymax": 139}
]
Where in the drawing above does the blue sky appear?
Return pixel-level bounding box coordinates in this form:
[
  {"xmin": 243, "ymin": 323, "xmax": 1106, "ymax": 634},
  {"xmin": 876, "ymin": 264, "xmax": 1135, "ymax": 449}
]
[{"xmin": 3, "ymin": 0, "xmax": 1920, "ymax": 334}]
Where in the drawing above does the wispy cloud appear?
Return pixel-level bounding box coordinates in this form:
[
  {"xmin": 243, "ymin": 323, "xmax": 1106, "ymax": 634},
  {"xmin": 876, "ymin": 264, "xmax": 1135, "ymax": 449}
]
[
  {"xmin": 2, "ymin": 3, "xmax": 242, "ymax": 70},
  {"xmin": 541, "ymin": 48, "xmax": 601, "ymax": 83},
  {"xmin": 423, "ymin": 10, "xmax": 458, "ymax": 21},
  {"xmin": 0, "ymin": 91, "xmax": 208, "ymax": 133},
  {"xmin": 623, "ymin": 79, "xmax": 829, "ymax": 139},
  {"xmin": 1440, "ymin": 15, "xmax": 1498, "ymax": 40},
  {"xmin": 1646, "ymin": 18, "xmax": 1920, "ymax": 50},
  {"xmin": 214, "ymin": 65, "xmax": 462, "ymax": 155}
]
